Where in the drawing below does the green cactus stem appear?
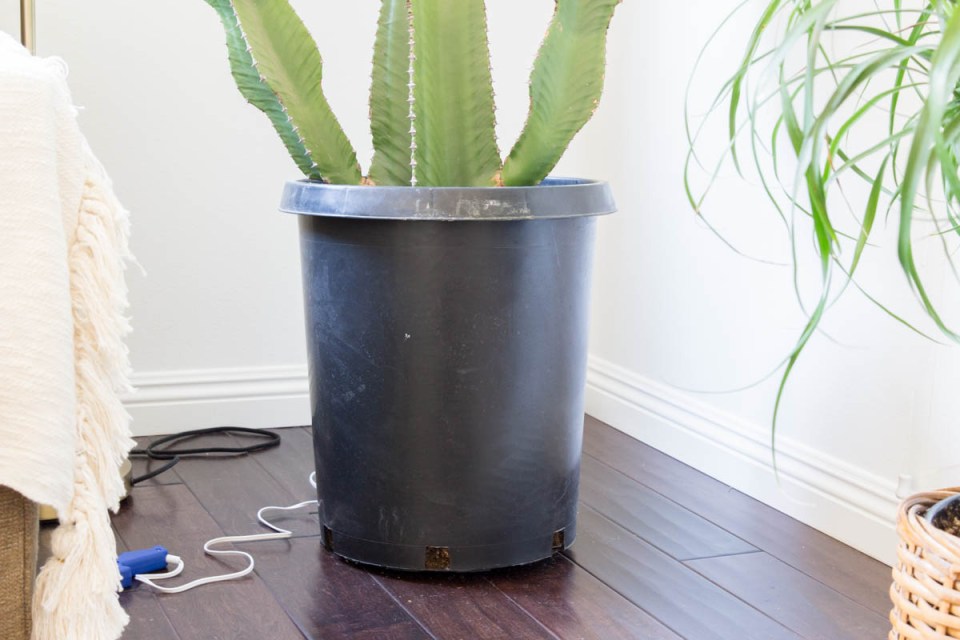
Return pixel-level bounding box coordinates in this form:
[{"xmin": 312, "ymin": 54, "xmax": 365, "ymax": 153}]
[
  {"xmin": 229, "ymin": 0, "xmax": 362, "ymax": 184},
  {"xmin": 410, "ymin": 0, "xmax": 501, "ymax": 187},
  {"xmin": 502, "ymin": 0, "xmax": 621, "ymax": 186},
  {"xmin": 368, "ymin": 0, "xmax": 414, "ymax": 186},
  {"xmin": 202, "ymin": 0, "xmax": 319, "ymax": 180}
]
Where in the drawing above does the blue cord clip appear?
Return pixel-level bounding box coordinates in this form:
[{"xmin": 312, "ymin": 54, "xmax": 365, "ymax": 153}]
[{"xmin": 118, "ymin": 546, "xmax": 169, "ymax": 589}]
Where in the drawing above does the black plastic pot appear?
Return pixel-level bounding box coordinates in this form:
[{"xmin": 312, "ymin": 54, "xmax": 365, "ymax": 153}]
[{"xmin": 281, "ymin": 178, "xmax": 615, "ymax": 572}]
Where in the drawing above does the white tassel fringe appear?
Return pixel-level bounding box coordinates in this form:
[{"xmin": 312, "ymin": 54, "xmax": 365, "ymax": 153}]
[{"xmin": 31, "ymin": 143, "xmax": 134, "ymax": 640}]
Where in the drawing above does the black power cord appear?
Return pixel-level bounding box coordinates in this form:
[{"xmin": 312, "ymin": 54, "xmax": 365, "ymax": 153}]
[{"xmin": 129, "ymin": 427, "xmax": 282, "ymax": 485}]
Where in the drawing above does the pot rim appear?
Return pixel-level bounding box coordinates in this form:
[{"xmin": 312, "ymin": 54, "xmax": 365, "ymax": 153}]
[{"xmin": 280, "ymin": 177, "xmax": 616, "ymax": 221}]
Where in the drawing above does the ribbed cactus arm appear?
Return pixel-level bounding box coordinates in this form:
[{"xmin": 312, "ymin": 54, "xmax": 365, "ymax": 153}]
[
  {"xmin": 202, "ymin": 0, "xmax": 319, "ymax": 179},
  {"xmin": 230, "ymin": 0, "xmax": 362, "ymax": 185},
  {"xmin": 410, "ymin": 0, "xmax": 501, "ymax": 187},
  {"xmin": 502, "ymin": 0, "xmax": 621, "ymax": 186},
  {"xmin": 368, "ymin": 0, "xmax": 414, "ymax": 186}
]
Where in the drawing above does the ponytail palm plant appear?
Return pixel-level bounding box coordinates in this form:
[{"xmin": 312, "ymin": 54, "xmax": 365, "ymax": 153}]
[
  {"xmin": 689, "ymin": 0, "xmax": 960, "ymax": 436},
  {"xmin": 202, "ymin": 0, "xmax": 621, "ymax": 187}
]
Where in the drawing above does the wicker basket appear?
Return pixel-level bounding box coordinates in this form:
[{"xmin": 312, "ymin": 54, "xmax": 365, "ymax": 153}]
[{"xmin": 890, "ymin": 488, "xmax": 960, "ymax": 639}]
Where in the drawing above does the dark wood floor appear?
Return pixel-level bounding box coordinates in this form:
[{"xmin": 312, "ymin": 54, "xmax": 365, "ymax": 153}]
[{"xmin": 72, "ymin": 416, "xmax": 891, "ymax": 639}]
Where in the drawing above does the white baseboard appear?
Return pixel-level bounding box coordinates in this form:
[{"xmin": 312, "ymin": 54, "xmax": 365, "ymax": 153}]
[
  {"xmin": 123, "ymin": 365, "xmax": 310, "ymax": 436},
  {"xmin": 584, "ymin": 355, "xmax": 900, "ymax": 565}
]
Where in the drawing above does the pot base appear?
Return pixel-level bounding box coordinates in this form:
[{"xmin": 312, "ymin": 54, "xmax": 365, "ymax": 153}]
[{"xmin": 322, "ymin": 521, "xmax": 576, "ymax": 573}]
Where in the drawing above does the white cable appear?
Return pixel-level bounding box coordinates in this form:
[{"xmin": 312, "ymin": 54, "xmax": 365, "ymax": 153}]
[
  {"xmin": 138, "ymin": 554, "xmax": 184, "ymax": 581},
  {"xmin": 135, "ymin": 532, "xmax": 286, "ymax": 593},
  {"xmin": 135, "ymin": 474, "xmax": 318, "ymax": 594},
  {"xmin": 257, "ymin": 500, "xmax": 319, "ymax": 533}
]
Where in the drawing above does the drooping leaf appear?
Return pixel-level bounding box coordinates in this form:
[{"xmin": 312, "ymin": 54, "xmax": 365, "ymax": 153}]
[
  {"xmin": 410, "ymin": 0, "xmax": 501, "ymax": 186},
  {"xmin": 502, "ymin": 0, "xmax": 621, "ymax": 186},
  {"xmin": 202, "ymin": 0, "xmax": 319, "ymax": 179},
  {"xmin": 368, "ymin": 0, "xmax": 413, "ymax": 186},
  {"xmin": 728, "ymin": 0, "xmax": 787, "ymax": 174},
  {"xmin": 687, "ymin": 0, "xmax": 960, "ymax": 458},
  {"xmin": 231, "ymin": 0, "xmax": 362, "ymax": 185},
  {"xmin": 898, "ymin": 5, "xmax": 960, "ymax": 339}
]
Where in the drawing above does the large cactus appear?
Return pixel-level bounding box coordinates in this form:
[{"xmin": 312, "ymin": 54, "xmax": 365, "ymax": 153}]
[{"xmin": 203, "ymin": 0, "xmax": 622, "ymax": 187}]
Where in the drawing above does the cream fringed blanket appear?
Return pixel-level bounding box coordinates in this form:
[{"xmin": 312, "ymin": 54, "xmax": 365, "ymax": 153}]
[{"xmin": 0, "ymin": 33, "xmax": 134, "ymax": 639}]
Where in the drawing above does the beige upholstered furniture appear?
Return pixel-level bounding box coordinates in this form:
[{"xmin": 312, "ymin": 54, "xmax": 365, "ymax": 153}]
[{"xmin": 0, "ymin": 485, "xmax": 38, "ymax": 640}]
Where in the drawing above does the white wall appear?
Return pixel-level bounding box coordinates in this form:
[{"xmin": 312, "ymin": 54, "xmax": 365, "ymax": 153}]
[
  {"xmin": 2, "ymin": 0, "xmax": 945, "ymax": 563},
  {"xmin": 580, "ymin": 0, "xmax": 958, "ymax": 564}
]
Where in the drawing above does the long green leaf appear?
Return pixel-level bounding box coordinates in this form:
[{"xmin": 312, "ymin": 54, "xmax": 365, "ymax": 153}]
[
  {"xmin": 850, "ymin": 158, "xmax": 886, "ymax": 280},
  {"xmin": 368, "ymin": 0, "xmax": 413, "ymax": 186},
  {"xmin": 898, "ymin": 6, "xmax": 960, "ymax": 339},
  {"xmin": 410, "ymin": 0, "xmax": 500, "ymax": 187},
  {"xmin": 502, "ymin": 0, "xmax": 621, "ymax": 186},
  {"xmin": 202, "ymin": 0, "xmax": 319, "ymax": 179},
  {"xmin": 232, "ymin": 0, "xmax": 362, "ymax": 185},
  {"xmin": 827, "ymin": 24, "xmax": 911, "ymax": 47},
  {"xmin": 769, "ymin": 58, "xmax": 835, "ymax": 461}
]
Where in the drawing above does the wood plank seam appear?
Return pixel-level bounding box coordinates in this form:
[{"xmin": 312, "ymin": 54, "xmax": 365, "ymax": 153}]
[
  {"xmin": 369, "ymin": 575, "xmax": 441, "ymax": 640},
  {"xmin": 568, "ymin": 505, "xmax": 801, "ymax": 639},
  {"xmin": 245, "ymin": 568, "xmax": 313, "ymax": 640},
  {"xmin": 560, "ymin": 508, "xmax": 685, "ymax": 639},
  {"xmin": 581, "ymin": 453, "xmax": 759, "ymax": 561},
  {"xmin": 561, "ymin": 548, "xmax": 682, "ymax": 638},
  {"xmin": 581, "ymin": 417, "xmax": 891, "ymax": 616},
  {"xmin": 479, "ymin": 577, "xmax": 565, "ymax": 640},
  {"xmin": 580, "ymin": 451, "xmax": 757, "ymax": 557},
  {"xmin": 683, "ymin": 552, "xmax": 889, "ymax": 638},
  {"xmin": 680, "ymin": 549, "xmax": 765, "ymax": 562},
  {"xmin": 133, "ymin": 592, "xmax": 183, "ymax": 640}
]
